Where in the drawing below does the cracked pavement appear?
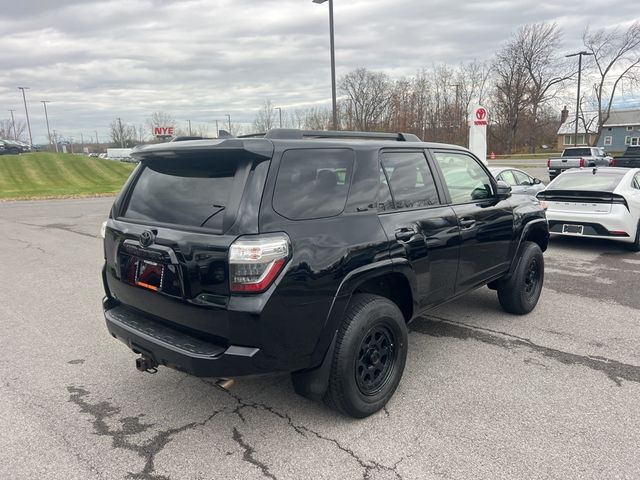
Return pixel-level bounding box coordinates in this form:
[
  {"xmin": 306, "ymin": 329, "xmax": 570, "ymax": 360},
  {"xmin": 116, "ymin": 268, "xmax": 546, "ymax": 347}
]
[{"xmin": 1, "ymin": 197, "xmax": 640, "ymax": 480}]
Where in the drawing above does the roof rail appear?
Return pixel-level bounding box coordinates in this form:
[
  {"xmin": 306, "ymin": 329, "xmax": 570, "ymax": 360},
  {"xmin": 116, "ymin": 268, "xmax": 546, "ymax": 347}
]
[{"xmin": 263, "ymin": 129, "xmax": 422, "ymax": 142}]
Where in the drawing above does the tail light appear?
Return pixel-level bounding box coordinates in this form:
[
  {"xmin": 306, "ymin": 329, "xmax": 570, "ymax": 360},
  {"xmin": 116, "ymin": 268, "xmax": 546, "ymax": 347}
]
[
  {"xmin": 547, "ymin": 159, "xmax": 550, "ymax": 168},
  {"xmin": 229, "ymin": 234, "xmax": 290, "ymax": 293},
  {"xmin": 579, "ymin": 158, "xmax": 586, "ymax": 167},
  {"xmin": 611, "ymin": 158, "xmax": 617, "ymax": 166}
]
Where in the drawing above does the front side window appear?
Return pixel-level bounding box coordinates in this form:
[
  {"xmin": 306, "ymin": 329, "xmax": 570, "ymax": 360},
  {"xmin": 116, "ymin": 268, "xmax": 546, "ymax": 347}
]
[
  {"xmin": 513, "ymin": 170, "xmax": 533, "ymax": 186},
  {"xmin": 499, "ymin": 170, "xmax": 517, "ymax": 186},
  {"xmin": 380, "ymin": 152, "xmax": 440, "ymax": 210},
  {"xmin": 434, "ymin": 152, "xmax": 494, "ymax": 204},
  {"xmin": 273, "ymin": 149, "xmax": 354, "ymax": 220}
]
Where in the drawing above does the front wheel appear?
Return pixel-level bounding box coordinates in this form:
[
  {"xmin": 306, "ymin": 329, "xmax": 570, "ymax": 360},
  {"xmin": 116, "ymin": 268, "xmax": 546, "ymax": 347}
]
[
  {"xmin": 497, "ymin": 242, "xmax": 544, "ymax": 315},
  {"xmin": 324, "ymin": 294, "xmax": 408, "ymax": 418}
]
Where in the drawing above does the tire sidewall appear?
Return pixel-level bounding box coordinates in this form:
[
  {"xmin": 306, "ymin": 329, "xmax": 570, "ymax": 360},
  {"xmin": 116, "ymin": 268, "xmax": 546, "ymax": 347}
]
[
  {"xmin": 516, "ymin": 243, "xmax": 545, "ymax": 311},
  {"xmin": 335, "ymin": 299, "xmax": 407, "ymax": 416}
]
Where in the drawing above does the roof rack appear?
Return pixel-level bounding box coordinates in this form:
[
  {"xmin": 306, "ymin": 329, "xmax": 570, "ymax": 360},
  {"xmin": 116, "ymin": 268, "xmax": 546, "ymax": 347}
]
[{"xmin": 262, "ymin": 129, "xmax": 422, "ymax": 142}]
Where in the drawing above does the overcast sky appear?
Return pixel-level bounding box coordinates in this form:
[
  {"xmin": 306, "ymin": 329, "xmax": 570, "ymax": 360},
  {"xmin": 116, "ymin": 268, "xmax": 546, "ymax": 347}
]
[{"xmin": 1, "ymin": 0, "xmax": 638, "ymax": 143}]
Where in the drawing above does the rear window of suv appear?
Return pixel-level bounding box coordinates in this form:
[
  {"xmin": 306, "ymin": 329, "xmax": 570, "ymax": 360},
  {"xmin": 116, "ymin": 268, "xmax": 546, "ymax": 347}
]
[
  {"xmin": 273, "ymin": 149, "xmax": 354, "ymax": 220},
  {"xmin": 124, "ymin": 156, "xmax": 240, "ymax": 231}
]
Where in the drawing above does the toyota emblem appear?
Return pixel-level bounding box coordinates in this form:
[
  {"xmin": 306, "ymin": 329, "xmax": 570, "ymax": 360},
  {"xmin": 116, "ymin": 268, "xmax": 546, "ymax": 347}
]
[{"xmin": 139, "ymin": 230, "xmax": 155, "ymax": 248}]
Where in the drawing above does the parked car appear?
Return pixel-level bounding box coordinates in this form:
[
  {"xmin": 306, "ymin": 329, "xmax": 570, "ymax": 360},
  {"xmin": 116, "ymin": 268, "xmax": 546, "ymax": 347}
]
[
  {"xmin": 537, "ymin": 167, "xmax": 640, "ymax": 250},
  {"xmin": 489, "ymin": 167, "xmax": 545, "ymax": 195},
  {"xmin": 612, "ymin": 146, "xmax": 640, "ymax": 169},
  {"xmin": 547, "ymin": 147, "xmax": 612, "ymax": 180},
  {"xmin": 0, "ymin": 139, "xmax": 25, "ymax": 154},
  {"xmin": 101, "ymin": 128, "xmax": 549, "ymax": 418}
]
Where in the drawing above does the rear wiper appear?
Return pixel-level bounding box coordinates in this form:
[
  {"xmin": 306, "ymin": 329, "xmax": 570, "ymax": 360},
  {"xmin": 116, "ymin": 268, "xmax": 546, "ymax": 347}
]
[{"xmin": 200, "ymin": 204, "xmax": 226, "ymax": 227}]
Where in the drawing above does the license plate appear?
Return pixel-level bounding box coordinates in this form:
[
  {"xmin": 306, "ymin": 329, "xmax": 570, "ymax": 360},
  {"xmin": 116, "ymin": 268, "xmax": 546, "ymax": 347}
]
[
  {"xmin": 135, "ymin": 259, "xmax": 164, "ymax": 291},
  {"xmin": 562, "ymin": 224, "xmax": 584, "ymax": 235}
]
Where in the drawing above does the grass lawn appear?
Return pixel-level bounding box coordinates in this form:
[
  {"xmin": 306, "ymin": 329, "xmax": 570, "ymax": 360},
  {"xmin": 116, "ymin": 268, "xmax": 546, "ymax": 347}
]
[{"xmin": 0, "ymin": 152, "xmax": 136, "ymax": 200}]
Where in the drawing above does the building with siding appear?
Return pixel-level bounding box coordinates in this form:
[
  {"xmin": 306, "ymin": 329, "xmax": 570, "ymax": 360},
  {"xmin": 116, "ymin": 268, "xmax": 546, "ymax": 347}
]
[{"xmin": 557, "ymin": 108, "xmax": 640, "ymax": 152}]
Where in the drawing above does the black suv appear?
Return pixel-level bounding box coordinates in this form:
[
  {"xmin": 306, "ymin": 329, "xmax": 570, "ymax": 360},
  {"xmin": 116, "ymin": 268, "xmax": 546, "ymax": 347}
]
[{"xmin": 102, "ymin": 129, "xmax": 549, "ymax": 418}]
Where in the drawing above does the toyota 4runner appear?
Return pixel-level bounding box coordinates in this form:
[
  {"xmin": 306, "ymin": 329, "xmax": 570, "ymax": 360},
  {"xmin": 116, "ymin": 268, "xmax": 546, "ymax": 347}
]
[{"xmin": 101, "ymin": 129, "xmax": 549, "ymax": 418}]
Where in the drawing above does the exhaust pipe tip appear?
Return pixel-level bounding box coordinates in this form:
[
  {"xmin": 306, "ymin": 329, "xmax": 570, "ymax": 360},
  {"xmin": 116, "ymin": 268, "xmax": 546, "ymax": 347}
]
[{"xmin": 216, "ymin": 378, "xmax": 235, "ymax": 390}]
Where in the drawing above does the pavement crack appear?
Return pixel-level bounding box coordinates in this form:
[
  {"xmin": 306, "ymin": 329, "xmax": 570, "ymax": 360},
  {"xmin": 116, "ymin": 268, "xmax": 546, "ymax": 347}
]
[
  {"xmin": 412, "ymin": 316, "xmax": 640, "ymax": 387},
  {"xmin": 232, "ymin": 427, "xmax": 278, "ymax": 480},
  {"xmin": 202, "ymin": 380, "xmax": 402, "ymax": 479},
  {"xmin": 6, "ymin": 236, "xmax": 50, "ymax": 255},
  {"xmin": 67, "ymin": 385, "xmax": 221, "ymax": 480}
]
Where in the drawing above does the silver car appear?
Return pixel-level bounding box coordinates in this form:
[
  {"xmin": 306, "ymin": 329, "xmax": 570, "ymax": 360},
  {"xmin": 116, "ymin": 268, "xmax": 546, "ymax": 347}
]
[{"xmin": 489, "ymin": 167, "xmax": 545, "ymax": 195}]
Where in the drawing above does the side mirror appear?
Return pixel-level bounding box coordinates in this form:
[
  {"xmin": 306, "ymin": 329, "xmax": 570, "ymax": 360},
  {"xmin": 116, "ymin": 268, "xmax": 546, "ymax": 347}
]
[
  {"xmin": 533, "ymin": 177, "xmax": 542, "ymax": 185},
  {"xmin": 496, "ymin": 180, "xmax": 512, "ymax": 200}
]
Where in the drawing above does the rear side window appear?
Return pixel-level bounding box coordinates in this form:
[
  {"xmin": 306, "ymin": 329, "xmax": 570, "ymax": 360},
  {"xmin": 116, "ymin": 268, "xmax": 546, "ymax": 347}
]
[
  {"xmin": 124, "ymin": 156, "xmax": 240, "ymax": 231},
  {"xmin": 380, "ymin": 152, "xmax": 440, "ymax": 210},
  {"xmin": 499, "ymin": 170, "xmax": 517, "ymax": 186},
  {"xmin": 273, "ymin": 149, "xmax": 354, "ymax": 220}
]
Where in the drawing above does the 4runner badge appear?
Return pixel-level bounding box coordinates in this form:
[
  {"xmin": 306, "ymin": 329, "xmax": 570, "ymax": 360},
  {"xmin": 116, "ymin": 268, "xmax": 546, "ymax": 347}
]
[{"xmin": 139, "ymin": 230, "xmax": 155, "ymax": 248}]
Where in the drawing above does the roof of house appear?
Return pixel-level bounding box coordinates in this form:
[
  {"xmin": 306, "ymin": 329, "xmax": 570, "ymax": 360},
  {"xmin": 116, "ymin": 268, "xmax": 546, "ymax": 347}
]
[
  {"xmin": 603, "ymin": 108, "xmax": 640, "ymax": 127},
  {"xmin": 557, "ymin": 115, "xmax": 598, "ymax": 135}
]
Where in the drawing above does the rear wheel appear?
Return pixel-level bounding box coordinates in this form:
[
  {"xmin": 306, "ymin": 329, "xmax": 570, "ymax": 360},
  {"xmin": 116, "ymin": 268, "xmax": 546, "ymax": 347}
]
[
  {"xmin": 497, "ymin": 241, "xmax": 544, "ymax": 315},
  {"xmin": 629, "ymin": 221, "xmax": 640, "ymax": 252},
  {"xmin": 324, "ymin": 294, "xmax": 407, "ymax": 418}
]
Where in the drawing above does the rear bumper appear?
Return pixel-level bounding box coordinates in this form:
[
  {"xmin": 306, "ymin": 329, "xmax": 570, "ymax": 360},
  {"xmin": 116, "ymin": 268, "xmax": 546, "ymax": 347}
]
[
  {"xmin": 546, "ymin": 208, "xmax": 635, "ymax": 242},
  {"xmin": 104, "ymin": 299, "xmax": 271, "ymax": 377}
]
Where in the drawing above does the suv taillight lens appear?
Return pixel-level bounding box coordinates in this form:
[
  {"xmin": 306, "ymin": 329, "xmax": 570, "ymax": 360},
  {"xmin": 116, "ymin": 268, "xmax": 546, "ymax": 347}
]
[
  {"xmin": 579, "ymin": 158, "xmax": 586, "ymax": 167},
  {"xmin": 229, "ymin": 234, "xmax": 290, "ymax": 293}
]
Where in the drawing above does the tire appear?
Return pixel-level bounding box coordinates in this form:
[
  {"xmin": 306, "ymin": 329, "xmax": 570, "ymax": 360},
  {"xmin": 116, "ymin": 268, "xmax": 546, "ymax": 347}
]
[
  {"xmin": 628, "ymin": 221, "xmax": 640, "ymax": 252},
  {"xmin": 497, "ymin": 241, "xmax": 544, "ymax": 315},
  {"xmin": 323, "ymin": 294, "xmax": 408, "ymax": 418}
]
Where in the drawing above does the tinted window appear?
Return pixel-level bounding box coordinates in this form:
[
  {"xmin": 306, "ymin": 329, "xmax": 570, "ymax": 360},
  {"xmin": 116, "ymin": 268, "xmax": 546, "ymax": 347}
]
[
  {"xmin": 434, "ymin": 152, "xmax": 493, "ymax": 203},
  {"xmin": 633, "ymin": 173, "xmax": 640, "ymax": 190},
  {"xmin": 550, "ymin": 172, "xmax": 625, "ymax": 192},
  {"xmin": 273, "ymin": 149, "xmax": 354, "ymax": 220},
  {"xmin": 381, "ymin": 152, "xmax": 439, "ymax": 210},
  {"xmin": 124, "ymin": 156, "xmax": 240, "ymax": 231},
  {"xmin": 563, "ymin": 148, "xmax": 592, "ymax": 157}
]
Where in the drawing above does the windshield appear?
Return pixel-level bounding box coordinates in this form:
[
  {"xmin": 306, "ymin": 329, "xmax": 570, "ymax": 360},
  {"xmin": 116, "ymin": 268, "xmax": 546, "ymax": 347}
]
[{"xmin": 549, "ymin": 171, "xmax": 625, "ymax": 192}]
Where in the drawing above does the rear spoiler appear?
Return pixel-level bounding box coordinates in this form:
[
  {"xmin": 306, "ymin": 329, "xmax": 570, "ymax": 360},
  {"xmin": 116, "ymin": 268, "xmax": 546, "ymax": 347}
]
[{"xmin": 131, "ymin": 138, "xmax": 273, "ymax": 161}]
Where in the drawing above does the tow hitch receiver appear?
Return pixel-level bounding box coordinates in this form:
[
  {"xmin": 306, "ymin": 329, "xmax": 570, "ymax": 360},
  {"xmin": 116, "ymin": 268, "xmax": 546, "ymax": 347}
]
[{"xmin": 136, "ymin": 355, "xmax": 158, "ymax": 374}]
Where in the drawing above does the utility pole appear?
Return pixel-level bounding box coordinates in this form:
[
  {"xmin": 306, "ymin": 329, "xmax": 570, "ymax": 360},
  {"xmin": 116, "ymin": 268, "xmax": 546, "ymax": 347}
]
[
  {"xmin": 80, "ymin": 132, "xmax": 85, "ymax": 153},
  {"xmin": 275, "ymin": 107, "xmax": 283, "ymax": 128},
  {"xmin": 117, "ymin": 117, "xmax": 124, "ymax": 147},
  {"xmin": 225, "ymin": 114, "xmax": 231, "ymax": 133},
  {"xmin": 8, "ymin": 109, "xmax": 17, "ymax": 140},
  {"xmin": 215, "ymin": 120, "xmax": 219, "ymax": 137},
  {"xmin": 188, "ymin": 120, "xmax": 192, "ymax": 136},
  {"xmin": 18, "ymin": 87, "xmax": 33, "ymax": 146},
  {"xmin": 566, "ymin": 51, "xmax": 594, "ymax": 147},
  {"xmin": 95, "ymin": 130, "xmax": 99, "ymax": 146},
  {"xmin": 41, "ymin": 101, "xmax": 54, "ymax": 151}
]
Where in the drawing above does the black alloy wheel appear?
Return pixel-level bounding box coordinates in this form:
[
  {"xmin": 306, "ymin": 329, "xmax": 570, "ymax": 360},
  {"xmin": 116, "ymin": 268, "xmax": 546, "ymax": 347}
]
[{"xmin": 355, "ymin": 325, "xmax": 397, "ymax": 396}]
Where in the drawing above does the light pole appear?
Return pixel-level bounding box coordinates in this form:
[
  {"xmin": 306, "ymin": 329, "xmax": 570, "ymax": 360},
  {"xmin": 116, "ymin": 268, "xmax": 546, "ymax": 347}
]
[
  {"xmin": 225, "ymin": 114, "xmax": 231, "ymax": 133},
  {"xmin": 565, "ymin": 51, "xmax": 594, "ymax": 147},
  {"xmin": 215, "ymin": 120, "xmax": 219, "ymax": 137},
  {"xmin": 18, "ymin": 87, "xmax": 33, "ymax": 146},
  {"xmin": 313, "ymin": 0, "xmax": 338, "ymax": 130},
  {"xmin": 8, "ymin": 109, "xmax": 17, "ymax": 140},
  {"xmin": 188, "ymin": 119, "xmax": 192, "ymax": 136},
  {"xmin": 275, "ymin": 107, "xmax": 283, "ymax": 128},
  {"xmin": 41, "ymin": 101, "xmax": 55, "ymax": 152}
]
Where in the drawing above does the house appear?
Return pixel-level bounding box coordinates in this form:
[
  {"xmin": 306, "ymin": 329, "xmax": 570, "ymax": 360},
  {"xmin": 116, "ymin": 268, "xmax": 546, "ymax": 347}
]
[
  {"xmin": 557, "ymin": 107, "xmax": 640, "ymax": 152},
  {"xmin": 556, "ymin": 109, "xmax": 598, "ymax": 150},
  {"xmin": 596, "ymin": 109, "xmax": 640, "ymax": 151}
]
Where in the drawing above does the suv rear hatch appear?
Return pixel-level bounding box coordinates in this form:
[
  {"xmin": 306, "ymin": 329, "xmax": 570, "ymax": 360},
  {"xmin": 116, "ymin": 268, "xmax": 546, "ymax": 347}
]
[{"xmin": 103, "ymin": 139, "xmax": 273, "ymax": 335}]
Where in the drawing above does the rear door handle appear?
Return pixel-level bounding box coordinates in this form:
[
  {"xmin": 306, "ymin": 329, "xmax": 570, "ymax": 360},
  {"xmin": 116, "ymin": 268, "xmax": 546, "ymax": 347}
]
[
  {"xmin": 459, "ymin": 217, "xmax": 476, "ymax": 229},
  {"xmin": 395, "ymin": 226, "xmax": 418, "ymax": 242}
]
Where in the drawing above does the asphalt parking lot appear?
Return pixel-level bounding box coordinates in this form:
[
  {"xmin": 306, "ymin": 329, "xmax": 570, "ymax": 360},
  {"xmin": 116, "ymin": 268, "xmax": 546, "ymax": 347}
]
[{"xmin": 1, "ymin": 196, "xmax": 639, "ymax": 480}]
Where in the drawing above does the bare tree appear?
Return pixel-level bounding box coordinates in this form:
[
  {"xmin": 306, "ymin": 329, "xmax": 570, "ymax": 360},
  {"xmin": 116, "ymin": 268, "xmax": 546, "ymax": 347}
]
[
  {"xmin": 253, "ymin": 100, "xmax": 277, "ymax": 132},
  {"xmin": 515, "ymin": 22, "xmax": 574, "ymax": 152},
  {"xmin": 110, "ymin": 118, "xmax": 137, "ymax": 147},
  {"xmin": 340, "ymin": 68, "xmax": 391, "ymax": 130},
  {"xmin": 0, "ymin": 118, "xmax": 27, "ymax": 141},
  {"xmin": 584, "ymin": 21, "xmax": 640, "ymax": 144},
  {"xmin": 492, "ymin": 40, "xmax": 531, "ymax": 154}
]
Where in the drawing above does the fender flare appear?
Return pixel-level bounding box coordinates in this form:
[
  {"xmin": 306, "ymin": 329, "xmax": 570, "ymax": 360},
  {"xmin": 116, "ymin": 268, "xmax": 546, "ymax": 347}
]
[{"xmin": 504, "ymin": 218, "xmax": 549, "ymax": 281}]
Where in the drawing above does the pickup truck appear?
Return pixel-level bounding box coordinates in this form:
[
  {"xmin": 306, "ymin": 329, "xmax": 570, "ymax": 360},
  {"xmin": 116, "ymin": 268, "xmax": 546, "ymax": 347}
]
[
  {"xmin": 547, "ymin": 147, "xmax": 612, "ymax": 180},
  {"xmin": 612, "ymin": 146, "xmax": 640, "ymax": 168}
]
